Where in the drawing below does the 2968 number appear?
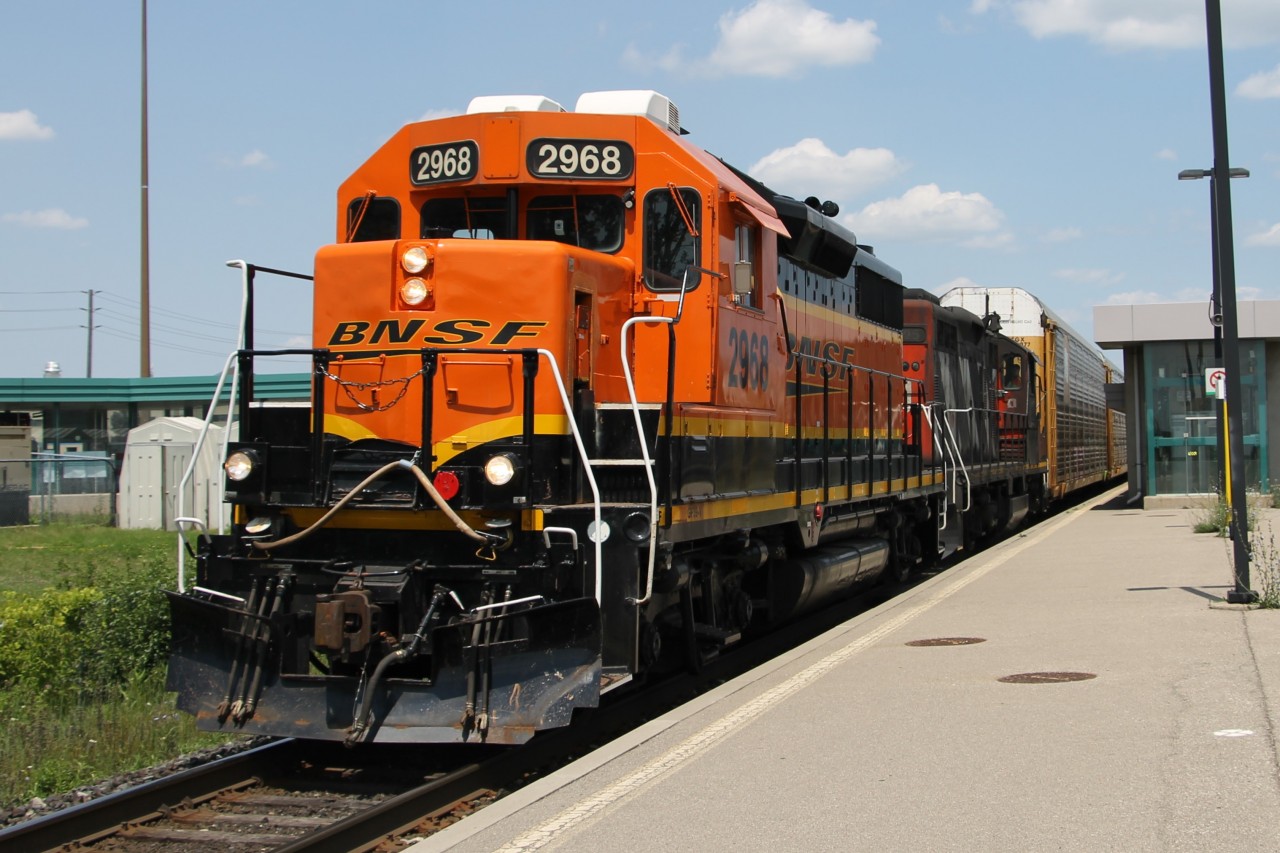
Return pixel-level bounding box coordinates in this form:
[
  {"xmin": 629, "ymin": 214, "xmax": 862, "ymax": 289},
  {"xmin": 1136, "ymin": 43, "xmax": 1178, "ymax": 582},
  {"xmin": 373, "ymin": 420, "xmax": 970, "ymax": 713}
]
[
  {"xmin": 526, "ymin": 138, "xmax": 634, "ymax": 180},
  {"xmin": 726, "ymin": 327, "xmax": 769, "ymax": 392},
  {"xmin": 409, "ymin": 141, "xmax": 478, "ymax": 185}
]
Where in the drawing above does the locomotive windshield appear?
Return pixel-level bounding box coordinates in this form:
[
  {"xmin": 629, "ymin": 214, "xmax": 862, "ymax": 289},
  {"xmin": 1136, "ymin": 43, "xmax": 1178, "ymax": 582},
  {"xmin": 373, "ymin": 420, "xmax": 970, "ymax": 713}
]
[
  {"xmin": 418, "ymin": 192, "xmax": 624, "ymax": 252},
  {"xmin": 527, "ymin": 195, "xmax": 624, "ymax": 252}
]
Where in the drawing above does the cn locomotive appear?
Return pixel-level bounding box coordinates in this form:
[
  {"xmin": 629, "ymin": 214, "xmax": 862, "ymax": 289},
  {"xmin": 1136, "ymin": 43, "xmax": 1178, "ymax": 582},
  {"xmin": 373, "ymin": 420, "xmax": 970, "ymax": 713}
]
[{"xmin": 166, "ymin": 91, "xmax": 1124, "ymax": 745}]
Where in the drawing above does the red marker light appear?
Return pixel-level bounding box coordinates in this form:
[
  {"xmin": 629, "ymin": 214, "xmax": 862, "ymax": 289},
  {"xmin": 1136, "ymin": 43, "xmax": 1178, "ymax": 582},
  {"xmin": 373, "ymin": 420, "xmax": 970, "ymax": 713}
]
[{"xmin": 433, "ymin": 470, "xmax": 460, "ymax": 500}]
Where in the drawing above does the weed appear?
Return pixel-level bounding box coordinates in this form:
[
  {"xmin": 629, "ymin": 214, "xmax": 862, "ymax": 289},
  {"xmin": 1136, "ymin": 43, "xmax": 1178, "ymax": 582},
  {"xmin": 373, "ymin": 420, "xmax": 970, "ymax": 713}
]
[{"xmin": 1247, "ymin": 519, "xmax": 1280, "ymax": 608}]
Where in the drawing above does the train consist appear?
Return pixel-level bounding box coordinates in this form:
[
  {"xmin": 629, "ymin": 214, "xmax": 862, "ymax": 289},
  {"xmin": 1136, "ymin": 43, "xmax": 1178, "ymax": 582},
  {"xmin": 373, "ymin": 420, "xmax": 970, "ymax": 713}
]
[{"xmin": 166, "ymin": 91, "xmax": 1125, "ymax": 745}]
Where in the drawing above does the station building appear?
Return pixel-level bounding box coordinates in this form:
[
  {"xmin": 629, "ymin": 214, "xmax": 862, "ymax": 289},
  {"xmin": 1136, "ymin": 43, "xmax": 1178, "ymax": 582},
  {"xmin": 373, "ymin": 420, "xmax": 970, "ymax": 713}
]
[
  {"xmin": 1094, "ymin": 300, "xmax": 1280, "ymax": 505},
  {"xmin": 0, "ymin": 373, "xmax": 308, "ymax": 522}
]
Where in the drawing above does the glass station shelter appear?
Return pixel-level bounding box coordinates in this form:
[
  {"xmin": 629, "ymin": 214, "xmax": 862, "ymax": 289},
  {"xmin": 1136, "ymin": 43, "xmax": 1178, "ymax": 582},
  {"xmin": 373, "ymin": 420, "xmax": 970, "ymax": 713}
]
[{"xmin": 1094, "ymin": 301, "xmax": 1280, "ymax": 504}]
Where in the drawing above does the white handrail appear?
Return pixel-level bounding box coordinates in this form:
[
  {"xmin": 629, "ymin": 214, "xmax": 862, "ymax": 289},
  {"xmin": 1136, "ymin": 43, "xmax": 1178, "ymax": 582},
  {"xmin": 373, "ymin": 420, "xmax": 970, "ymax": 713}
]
[
  {"xmin": 535, "ymin": 349, "xmax": 604, "ymax": 608},
  {"xmin": 619, "ymin": 314, "xmax": 671, "ymax": 607},
  {"xmin": 175, "ymin": 351, "xmax": 238, "ymax": 593},
  {"xmin": 174, "ymin": 260, "xmax": 253, "ymax": 593}
]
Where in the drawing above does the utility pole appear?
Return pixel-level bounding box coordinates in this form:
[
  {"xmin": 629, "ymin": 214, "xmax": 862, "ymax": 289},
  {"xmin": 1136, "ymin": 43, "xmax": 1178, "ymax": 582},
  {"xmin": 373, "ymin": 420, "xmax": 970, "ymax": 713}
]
[
  {"xmin": 81, "ymin": 289, "xmax": 101, "ymax": 378},
  {"xmin": 140, "ymin": 0, "xmax": 152, "ymax": 377}
]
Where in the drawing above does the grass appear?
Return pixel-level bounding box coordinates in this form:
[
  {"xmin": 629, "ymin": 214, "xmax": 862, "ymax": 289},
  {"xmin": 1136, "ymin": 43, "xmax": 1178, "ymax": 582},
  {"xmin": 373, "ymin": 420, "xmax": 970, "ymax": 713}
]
[
  {"xmin": 0, "ymin": 523, "xmax": 174, "ymax": 596},
  {"xmin": 0, "ymin": 674, "xmax": 228, "ymax": 807},
  {"xmin": 0, "ymin": 521, "xmax": 232, "ymax": 811}
]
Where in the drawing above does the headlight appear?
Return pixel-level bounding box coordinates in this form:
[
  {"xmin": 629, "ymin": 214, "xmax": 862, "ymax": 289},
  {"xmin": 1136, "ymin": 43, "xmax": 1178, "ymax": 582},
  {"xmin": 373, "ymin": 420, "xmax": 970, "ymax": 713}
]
[
  {"xmin": 402, "ymin": 246, "xmax": 430, "ymax": 273},
  {"xmin": 401, "ymin": 278, "xmax": 430, "ymax": 306},
  {"xmin": 484, "ymin": 454, "xmax": 517, "ymax": 486},
  {"xmin": 224, "ymin": 450, "xmax": 258, "ymax": 482},
  {"xmin": 244, "ymin": 516, "xmax": 274, "ymax": 535}
]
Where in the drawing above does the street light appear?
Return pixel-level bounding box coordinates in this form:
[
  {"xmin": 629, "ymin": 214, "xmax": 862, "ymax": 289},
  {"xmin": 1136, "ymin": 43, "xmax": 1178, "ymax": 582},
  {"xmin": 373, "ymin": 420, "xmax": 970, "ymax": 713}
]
[
  {"xmin": 1180, "ymin": 0, "xmax": 1254, "ymax": 603},
  {"xmin": 1179, "ymin": 167, "xmax": 1249, "ymax": 180}
]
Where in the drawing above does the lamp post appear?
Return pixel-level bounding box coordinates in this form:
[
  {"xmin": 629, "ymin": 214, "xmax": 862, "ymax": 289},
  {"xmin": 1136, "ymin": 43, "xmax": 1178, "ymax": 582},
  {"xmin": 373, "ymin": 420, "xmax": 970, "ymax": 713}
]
[{"xmin": 1182, "ymin": 0, "xmax": 1254, "ymax": 604}]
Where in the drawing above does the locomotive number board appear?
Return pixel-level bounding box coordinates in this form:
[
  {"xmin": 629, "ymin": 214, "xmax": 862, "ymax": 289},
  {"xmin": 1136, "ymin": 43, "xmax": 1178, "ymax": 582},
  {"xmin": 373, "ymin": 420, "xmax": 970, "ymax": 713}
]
[
  {"xmin": 409, "ymin": 140, "xmax": 479, "ymax": 185},
  {"xmin": 526, "ymin": 138, "xmax": 634, "ymax": 180}
]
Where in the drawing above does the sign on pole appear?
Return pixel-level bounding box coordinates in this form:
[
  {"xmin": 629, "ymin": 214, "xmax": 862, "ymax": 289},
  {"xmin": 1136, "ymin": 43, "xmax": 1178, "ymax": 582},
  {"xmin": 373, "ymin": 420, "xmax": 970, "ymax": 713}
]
[{"xmin": 1205, "ymin": 367, "xmax": 1227, "ymax": 400}]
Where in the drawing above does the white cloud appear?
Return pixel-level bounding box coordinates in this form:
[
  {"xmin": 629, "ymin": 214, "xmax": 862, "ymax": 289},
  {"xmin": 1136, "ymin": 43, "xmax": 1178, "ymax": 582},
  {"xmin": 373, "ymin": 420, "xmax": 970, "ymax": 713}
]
[
  {"xmin": 1054, "ymin": 267, "xmax": 1124, "ymax": 285},
  {"xmin": 748, "ymin": 139, "xmax": 905, "ymax": 201},
  {"xmin": 631, "ymin": 1, "xmax": 880, "ymax": 78},
  {"xmin": 240, "ymin": 150, "xmax": 271, "ymax": 168},
  {"xmin": 843, "ymin": 183, "xmax": 1006, "ymax": 243},
  {"xmin": 1043, "ymin": 226, "xmax": 1083, "ymax": 243},
  {"xmin": 963, "ymin": 232, "xmax": 1015, "ymax": 250},
  {"xmin": 976, "ymin": 1, "xmax": 1280, "ymax": 50},
  {"xmin": 1155, "ymin": 148, "xmax": 1177, "ymax": 161},
  {"xmin": 1237, "ymin": 64, "xmax": 1280, "ymax": 99},
  {"xmin": 0, "ymin": 109, "xmax": 54, "ymax": 141},
  {"xmin": 1246, "ymin": 222, "xmax": 1280, "ymax": 247},
  {"xmin": 1, "ymin": 208, "xmax": 88, "ymax": 229},
  {"xmin": 706, "ymin": 0, "xmax": 879, "ymax": 76}
]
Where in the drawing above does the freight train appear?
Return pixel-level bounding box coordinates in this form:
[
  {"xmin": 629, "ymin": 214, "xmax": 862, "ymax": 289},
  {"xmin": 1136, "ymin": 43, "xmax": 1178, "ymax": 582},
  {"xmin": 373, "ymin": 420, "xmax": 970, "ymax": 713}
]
[{"xmin": 165, "ymin": 91, "xmax": 1125, "ymax": 745}]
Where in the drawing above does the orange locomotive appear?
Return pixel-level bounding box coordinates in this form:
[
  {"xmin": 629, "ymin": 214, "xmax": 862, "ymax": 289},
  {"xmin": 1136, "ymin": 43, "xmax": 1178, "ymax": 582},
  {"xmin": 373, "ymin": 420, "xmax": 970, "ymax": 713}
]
[{"xmin": 167, "ymin": 91, "xmax": 1045, "ymax": 745}]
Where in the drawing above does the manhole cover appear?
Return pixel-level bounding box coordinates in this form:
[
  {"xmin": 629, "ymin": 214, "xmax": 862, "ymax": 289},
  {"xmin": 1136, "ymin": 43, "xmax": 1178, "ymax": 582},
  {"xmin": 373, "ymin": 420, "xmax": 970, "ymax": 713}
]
[
  {"xmin": 905, "ymin": 637, "xmax": 987, "ymax": 647},
  {"xmin": 998, "ymin": 671, "xmax": 1097, "ymax": 684}
]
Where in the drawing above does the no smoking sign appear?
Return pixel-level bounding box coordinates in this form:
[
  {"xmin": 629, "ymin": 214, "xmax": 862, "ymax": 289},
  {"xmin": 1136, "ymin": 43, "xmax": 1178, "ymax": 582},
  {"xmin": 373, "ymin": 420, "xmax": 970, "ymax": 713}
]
[{"xmin": 1205, "ymin": 367, "xmax": 1227, "ymax": 400}]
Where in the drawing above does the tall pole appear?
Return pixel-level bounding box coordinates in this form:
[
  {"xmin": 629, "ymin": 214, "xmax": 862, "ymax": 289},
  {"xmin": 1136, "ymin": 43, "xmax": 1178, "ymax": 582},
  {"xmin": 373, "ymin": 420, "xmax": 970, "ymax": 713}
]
[
  {"xmin": 83, "ymin": 289, "xmax": 100, "ymax": 378},
  {"xmin": 140, "ymin": 0, "xmax": 151, "ymax": 377},
  {"xmin": 1204, "ymin": 0, "xmax": 1253, "ymax": 602}
]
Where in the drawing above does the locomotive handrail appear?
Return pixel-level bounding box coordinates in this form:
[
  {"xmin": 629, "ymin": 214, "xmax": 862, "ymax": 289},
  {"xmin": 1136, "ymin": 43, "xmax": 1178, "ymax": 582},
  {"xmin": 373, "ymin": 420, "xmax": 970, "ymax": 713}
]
[
  {"xmin": 175, "ymin": 262, "xmax": 315, "ymax": 593},
  {"xmin": 533, "ymin": 347, "xmax": 604, "ymax": 608},
  {"xmin": 924, "ymin": 403, "xmax": 968, "ymax": 517},
  {"xmin": 175, "ymin": 349, "xmax": 238, "ymax": 593},
  {"xmin": 620, "ymin": 265, "xmax": 705, "ymax": 607}
]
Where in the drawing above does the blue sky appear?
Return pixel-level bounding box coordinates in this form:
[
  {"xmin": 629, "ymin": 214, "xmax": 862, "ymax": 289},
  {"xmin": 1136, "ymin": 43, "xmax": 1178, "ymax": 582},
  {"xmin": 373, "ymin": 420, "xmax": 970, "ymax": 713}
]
[{"xmin": 2, "ymin": 0, "xmax": 1278, "ymax": 379}]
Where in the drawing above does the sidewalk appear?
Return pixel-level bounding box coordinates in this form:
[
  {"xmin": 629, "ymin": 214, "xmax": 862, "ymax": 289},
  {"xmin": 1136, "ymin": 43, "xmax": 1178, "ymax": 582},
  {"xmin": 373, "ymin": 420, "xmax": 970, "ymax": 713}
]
[{"xmin": 413, "ymin": 488, "xmax": 1280, "ymax": 852}]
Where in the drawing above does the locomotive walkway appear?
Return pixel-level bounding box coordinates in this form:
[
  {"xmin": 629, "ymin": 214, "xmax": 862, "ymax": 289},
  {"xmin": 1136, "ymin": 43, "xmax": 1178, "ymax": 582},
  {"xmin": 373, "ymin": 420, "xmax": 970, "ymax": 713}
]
[{"xmin": 411, "ymin": 486, "xmax": 1280, "ymax": 852}]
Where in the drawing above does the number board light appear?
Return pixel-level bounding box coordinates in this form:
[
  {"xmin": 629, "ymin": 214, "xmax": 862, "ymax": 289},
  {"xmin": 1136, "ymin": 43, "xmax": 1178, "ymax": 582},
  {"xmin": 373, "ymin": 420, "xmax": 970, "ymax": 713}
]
[
  {"xmin": 409, "ymin": 140, "xmax": 479, "ymax": 185},
  {"xmin": 527, "ymin": 138, "xmax": 634, "ymax": 180}
]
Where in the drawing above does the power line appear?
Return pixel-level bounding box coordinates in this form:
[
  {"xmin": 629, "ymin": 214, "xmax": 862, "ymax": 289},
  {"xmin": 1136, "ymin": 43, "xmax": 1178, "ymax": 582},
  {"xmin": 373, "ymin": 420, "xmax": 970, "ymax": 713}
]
[
  {"xmin": 95, "ymin": 291, "xmax": 305, "ymax": 337},
  {"xmin": 0, "ymin": 289, "xmax": 83, "ymax": 295}
]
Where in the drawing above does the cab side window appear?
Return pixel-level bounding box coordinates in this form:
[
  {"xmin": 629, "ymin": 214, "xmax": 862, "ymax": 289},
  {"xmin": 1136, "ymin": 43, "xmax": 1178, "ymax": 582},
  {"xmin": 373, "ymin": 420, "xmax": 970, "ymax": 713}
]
[
  {"xmin": 732, "ymin": 222, "xmax": 761, "ymax": 309},
  {"xmin": 643, "ymin": 187, "xmax": 701, "ymax": 292},
  {"xmin": 346, "ymin": 196, "xmax": 401, "ymax": 242},
  {"xmin": 1002, "ymin": 354, "xmax": 1024, "ymax": 389}
]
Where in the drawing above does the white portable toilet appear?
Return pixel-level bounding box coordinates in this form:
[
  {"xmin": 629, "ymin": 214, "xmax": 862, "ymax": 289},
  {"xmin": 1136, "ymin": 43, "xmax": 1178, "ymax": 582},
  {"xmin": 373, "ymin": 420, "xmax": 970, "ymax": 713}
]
[{"xmin": 118, "ymin": 417, "xmax": 230, "ymax": 530}]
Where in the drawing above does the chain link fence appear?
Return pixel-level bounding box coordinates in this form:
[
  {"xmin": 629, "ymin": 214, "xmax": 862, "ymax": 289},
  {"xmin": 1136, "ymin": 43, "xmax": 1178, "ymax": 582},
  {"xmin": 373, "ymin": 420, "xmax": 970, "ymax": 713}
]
[{"xmin": 0, "ymin": 453, "xmax": 118, "ymax": 525}]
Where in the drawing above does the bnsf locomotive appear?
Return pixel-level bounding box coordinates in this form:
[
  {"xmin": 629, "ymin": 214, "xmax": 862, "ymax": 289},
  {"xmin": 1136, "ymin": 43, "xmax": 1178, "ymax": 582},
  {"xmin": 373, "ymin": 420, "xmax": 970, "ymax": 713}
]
[{"xmin": 166, "ymin": 91, "xmax": 1124, "ymax": 744}]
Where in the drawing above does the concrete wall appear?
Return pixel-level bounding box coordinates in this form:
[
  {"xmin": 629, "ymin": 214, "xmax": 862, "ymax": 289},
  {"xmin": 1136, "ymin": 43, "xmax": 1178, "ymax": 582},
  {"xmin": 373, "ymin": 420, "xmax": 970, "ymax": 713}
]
[{"xmin": 28, "ymin": 492, "xmax": 114, "ymax": 520}]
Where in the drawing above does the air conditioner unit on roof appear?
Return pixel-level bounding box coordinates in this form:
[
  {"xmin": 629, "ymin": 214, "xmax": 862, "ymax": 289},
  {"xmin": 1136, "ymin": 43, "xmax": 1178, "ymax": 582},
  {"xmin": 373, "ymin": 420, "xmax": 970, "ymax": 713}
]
[
  {"xmin": 465, "ymin": 95, "xmax": 566, "ymax": 114},
  {"xmin": 575, "ymin": 90, "xmax": 681, "ymax": 134}
]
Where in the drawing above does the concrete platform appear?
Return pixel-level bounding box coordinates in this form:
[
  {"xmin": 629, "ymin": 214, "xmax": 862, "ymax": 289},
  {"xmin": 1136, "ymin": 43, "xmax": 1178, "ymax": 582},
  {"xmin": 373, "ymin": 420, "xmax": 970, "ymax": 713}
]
[{"xmin": 410, "ymin": 488, "xmax": 1280, "ymax": 852}]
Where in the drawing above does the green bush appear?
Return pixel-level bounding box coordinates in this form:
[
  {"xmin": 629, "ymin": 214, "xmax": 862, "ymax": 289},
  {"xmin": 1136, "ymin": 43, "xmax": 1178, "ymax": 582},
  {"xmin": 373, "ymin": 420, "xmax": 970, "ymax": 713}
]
[{"xmin": 0, "ymin": 541, "xmax": 173, "ymax": 701}]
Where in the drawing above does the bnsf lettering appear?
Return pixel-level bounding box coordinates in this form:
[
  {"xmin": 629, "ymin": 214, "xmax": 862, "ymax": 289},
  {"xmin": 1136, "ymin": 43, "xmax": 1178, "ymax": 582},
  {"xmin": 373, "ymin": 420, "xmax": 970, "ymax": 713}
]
[
  {"xmin": 422, "ymin": 319, "xmax": 490, "ymax": 345},
  {"xmin": 329, "ymin": 321, "xmax": 370, "ymax": 346},
  {"xmin": 370, "ymin": 319, "xmax": 426, "ymax": 345},
  {"xmin": 326, "ymin": 319, "xmax": 548, "ymax": 348},
  {"xmin": 784, "ymin": 333, "xmax": 856, "ymax": 379},
  {"xmin": 491, "ymin": 321, "xmax": 548, "ymax": 345}
]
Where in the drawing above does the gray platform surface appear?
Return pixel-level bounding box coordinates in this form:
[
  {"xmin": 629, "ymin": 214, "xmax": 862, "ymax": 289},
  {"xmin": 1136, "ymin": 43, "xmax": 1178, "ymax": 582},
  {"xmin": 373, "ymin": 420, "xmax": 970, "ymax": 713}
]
[{"xmin": 409, "ymin": 489, "xmax": 1280, "ymax": 852}]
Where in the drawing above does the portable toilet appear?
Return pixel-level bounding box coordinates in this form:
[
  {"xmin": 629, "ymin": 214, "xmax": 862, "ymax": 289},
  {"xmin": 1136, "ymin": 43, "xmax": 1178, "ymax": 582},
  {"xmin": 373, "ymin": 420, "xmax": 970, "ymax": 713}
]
[{"xmin": 118, "ymin": 417, "xmax": 230, "ymax": 530}]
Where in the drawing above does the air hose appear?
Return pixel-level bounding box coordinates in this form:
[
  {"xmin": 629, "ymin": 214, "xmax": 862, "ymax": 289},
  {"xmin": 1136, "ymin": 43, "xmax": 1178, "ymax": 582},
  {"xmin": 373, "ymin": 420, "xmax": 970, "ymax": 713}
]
[{"xmin": 253, "ymin": 459, "xmax": 498, "ymax": 551}]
